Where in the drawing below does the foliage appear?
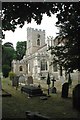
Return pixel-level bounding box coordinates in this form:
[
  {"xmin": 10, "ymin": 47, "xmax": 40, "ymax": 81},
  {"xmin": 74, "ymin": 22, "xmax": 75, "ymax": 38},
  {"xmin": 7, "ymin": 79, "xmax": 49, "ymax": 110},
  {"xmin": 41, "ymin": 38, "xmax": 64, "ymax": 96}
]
[
  {"xmin": 3, "ymin": 42, "xmax": 14, "ymax": 48},
  {"xmin": 16, "ymin": 41, "xmax": 26, "ymax": 60},
  {"xmin": 2, "ymin": 64, "xmax": 10, "ymax": 77},
  {"xmin": 2, "ymin": 2, "xmax": 80, "ymax": 72},
  {"xmin": 2, "ymin": 42, "xmax": 16, "ymax": 66},
  {"xmin": 2, "ymin": 42, "xmax": 16, "ymax": 77},
  {"xmin": 9, "ymin": 71, "xmax": 16, "ymax": 80},
  {"xmin": 49, "ymin": 3, "xmax": 80, "ymax": 72},
  {"xmin": 2, "ymin": 2, "xmax": 58, "ymax": 32}
]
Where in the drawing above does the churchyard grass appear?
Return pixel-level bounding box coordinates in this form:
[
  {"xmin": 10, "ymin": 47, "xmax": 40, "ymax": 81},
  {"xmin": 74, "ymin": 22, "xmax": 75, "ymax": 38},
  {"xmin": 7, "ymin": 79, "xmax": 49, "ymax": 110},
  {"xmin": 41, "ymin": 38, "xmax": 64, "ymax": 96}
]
[{"xmin": 2, "ymin": 78, "xmax": 80, "ymax": 119}]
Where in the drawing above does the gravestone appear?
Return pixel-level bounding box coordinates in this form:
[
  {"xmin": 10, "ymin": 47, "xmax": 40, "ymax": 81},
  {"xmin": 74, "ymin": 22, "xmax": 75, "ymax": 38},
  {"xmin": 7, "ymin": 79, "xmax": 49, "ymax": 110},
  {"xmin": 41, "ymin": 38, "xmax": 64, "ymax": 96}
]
[
  {"xmin": 27, "ymin": 76, "xmax": 33, "ymax": 85},
  {"xmin": 12, "ymin": 76, "xmax": 19, "ymax": 87},
  {"xmin": 51, "ymin": 87, "xmax": 57, "ymax": 93},
  {"xmin": 61, "ymin": 82, "xmax": 69, "ymax": 98},
  {"xmin": 19, "ymin": 75, "xmax": 25, "ymax": 84},
  {"xmin": 72, "ymin": 84, "xmax": 80, "ymax": 111},
  {"xmin": 51, "ymin": 77, "xmax": 56, "ymax": 93}
]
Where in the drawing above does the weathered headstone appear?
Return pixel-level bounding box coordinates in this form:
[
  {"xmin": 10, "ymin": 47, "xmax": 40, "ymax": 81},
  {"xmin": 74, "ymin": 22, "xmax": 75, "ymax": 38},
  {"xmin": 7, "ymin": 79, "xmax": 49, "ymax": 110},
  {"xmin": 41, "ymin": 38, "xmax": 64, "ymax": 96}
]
[
  {"xmin": 72, "ymin": 84, "xmax": 80, "ymax": 111},
  {"xmin": 27, "ymin": 76, "xmax": 33, "ymax": 85},
  {"xmin": 12, "ymin": 76, "xmax": 19, "ymax": 87},
  {"xmin": 61, "ymin": 82, "xmax": 69, "ymax": 98},
  {"xmin": 51, "ymin": 87, "xmax": 57, "ymax": 93},
  {"xmin": 19, "ymin": 75, "xmax": 25, "ymax": 84}
]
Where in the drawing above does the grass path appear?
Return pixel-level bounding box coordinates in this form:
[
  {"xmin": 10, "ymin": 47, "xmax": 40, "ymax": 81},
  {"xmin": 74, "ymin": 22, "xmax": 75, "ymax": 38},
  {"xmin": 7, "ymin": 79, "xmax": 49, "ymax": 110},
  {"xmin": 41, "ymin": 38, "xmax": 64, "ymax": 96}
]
[{"xmin": 2, "ymin": 78, "xmax": 80, "ymax": 119}]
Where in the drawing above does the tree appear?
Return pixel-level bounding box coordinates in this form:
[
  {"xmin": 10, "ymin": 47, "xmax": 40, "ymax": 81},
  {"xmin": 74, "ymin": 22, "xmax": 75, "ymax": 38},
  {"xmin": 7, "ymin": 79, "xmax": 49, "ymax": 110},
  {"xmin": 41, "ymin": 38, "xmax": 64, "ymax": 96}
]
[
  {"xmin": 2, "ymin": 2, "xmax": 58, "ymax": 32},
  {"xmin": 2, "ymin": 42, "xmax": 16, "ymax": 66},
  {"xmin": 2, "ymin": 42, "xmax": 16, "ymax": 77},
  {"xmin": 16, "ymin": 41, "xmax": 26, "ymax": 60},
  {"xmin": 3, "ymin": 42, "xmax": 14, "ymax": 48},
  {"xmin": 2, "ymin": 2, "xmax": 80, "ymax": 73},
  {"xmin": 48, "ymin": 3, "xmax": 80, "ymax": 74},
  {"xmin": 2, "ymin": 64, "xmax": 10, "ymax": 78}
]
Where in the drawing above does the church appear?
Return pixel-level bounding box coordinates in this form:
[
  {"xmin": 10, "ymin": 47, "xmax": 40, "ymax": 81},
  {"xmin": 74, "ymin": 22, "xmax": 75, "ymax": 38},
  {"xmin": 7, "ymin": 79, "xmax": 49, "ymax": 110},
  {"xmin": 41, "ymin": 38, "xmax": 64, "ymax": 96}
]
[{"xmin": 12, "ymin": 27, "xmax": 66, "ymax": 81}]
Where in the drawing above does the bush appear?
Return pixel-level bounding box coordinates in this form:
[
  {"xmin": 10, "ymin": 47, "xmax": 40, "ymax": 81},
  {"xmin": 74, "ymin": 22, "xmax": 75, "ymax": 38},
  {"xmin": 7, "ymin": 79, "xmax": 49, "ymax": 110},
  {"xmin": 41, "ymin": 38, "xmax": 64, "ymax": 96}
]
[{"xmin": 9, "ymin": 71, "xmax": 16, "ymax": 80}]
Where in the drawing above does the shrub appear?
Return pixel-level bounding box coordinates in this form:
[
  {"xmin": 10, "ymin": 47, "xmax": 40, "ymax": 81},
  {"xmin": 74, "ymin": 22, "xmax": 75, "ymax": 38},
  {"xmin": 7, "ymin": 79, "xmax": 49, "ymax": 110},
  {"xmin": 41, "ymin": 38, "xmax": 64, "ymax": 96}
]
[{"xmin": 9, "ymin": 71, "xmax": 16, "ymax": 80}]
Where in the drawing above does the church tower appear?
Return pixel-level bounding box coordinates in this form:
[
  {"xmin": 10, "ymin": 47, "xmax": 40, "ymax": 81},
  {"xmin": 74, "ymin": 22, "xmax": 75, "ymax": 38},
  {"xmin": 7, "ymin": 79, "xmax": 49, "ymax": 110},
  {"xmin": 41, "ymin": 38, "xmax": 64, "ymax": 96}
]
[{"xmin": 26, "ymin": 27, "xmax": 45, "ymax": 56}]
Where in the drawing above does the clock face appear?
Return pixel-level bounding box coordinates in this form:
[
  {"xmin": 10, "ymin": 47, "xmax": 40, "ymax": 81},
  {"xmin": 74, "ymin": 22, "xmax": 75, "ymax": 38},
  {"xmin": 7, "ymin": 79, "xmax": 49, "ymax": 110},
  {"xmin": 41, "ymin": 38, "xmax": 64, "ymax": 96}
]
[{"xmin": 37, "ymin": 34, "xmax": 40, "ymax": 38}]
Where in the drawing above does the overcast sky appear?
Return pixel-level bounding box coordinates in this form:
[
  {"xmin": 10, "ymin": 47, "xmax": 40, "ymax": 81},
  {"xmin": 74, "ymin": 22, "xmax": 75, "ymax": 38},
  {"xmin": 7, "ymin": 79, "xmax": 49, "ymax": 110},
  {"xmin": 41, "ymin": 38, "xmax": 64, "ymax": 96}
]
[{"xmin": 2, "ymin": 13, "xmax": 59, "ymax": 49}]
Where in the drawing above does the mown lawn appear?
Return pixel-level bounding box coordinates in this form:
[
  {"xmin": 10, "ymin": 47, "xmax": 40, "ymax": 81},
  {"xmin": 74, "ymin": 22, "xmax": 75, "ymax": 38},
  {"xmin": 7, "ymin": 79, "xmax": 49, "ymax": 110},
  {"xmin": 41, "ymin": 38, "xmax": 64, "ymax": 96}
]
[{"xmin": 2, "ymin": 78, "xmax": 80, "ymax": 119}]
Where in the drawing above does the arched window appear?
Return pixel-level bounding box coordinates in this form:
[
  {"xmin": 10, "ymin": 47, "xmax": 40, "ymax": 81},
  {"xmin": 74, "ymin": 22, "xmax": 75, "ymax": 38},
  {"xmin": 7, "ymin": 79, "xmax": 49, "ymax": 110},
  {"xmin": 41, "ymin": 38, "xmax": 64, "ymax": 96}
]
[
  {"xmin": 41, "ymin": 59, "xmax": 47, "ymax": 71},
  {"xmin": 19, "ymin": 66, "xmax": 23, "ymax": 71},
  {"xmin": 37, "ymin": 39, "xmax": 40, "ymax": 46}
]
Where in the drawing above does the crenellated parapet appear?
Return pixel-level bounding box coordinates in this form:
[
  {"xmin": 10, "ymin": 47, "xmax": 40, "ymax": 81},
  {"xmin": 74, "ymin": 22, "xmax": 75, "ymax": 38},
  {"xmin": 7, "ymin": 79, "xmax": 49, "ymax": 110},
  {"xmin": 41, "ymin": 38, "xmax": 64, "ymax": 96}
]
[{"xmin": 27, "ymin": 27, "xmax": 45, "ymax": 33}]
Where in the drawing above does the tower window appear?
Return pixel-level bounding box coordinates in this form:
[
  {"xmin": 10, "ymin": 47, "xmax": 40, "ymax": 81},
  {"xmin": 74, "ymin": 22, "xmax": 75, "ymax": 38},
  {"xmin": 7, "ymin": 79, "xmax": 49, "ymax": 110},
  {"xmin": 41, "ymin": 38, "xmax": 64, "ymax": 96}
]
[{"xmin": 37, "ymin": 39, "xmax": 40, "ymax": 46}]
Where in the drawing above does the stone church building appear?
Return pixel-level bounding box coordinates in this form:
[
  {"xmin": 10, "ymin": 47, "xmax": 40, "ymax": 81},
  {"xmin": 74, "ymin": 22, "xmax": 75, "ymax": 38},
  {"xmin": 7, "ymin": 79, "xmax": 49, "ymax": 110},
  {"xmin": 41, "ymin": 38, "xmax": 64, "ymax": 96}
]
[{"xmin": 12, "ymin": 27, "xmax": 59, "ymax": 80}]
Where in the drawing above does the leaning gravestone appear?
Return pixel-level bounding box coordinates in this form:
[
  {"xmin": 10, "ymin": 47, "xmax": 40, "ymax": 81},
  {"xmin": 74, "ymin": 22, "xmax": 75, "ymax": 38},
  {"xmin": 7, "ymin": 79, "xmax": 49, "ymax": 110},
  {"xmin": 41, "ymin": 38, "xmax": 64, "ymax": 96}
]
[
  {"xmin": 27, "ymin": 76, "xmax": 33, "ymax": 85},
  {"xmin": 61, "ymin": 82, "xmax": 69, "ymax": 98},
  {"xmin": 72, "ymin": 84, "xmax": 80, "ymax": 111}
]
